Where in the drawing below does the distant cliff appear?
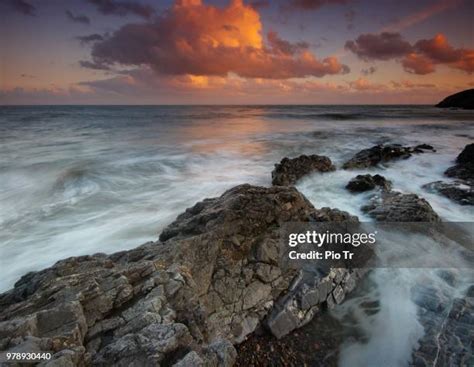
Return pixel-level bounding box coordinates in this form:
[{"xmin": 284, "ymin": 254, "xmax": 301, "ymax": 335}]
[{"xmin": 436, "ymin": 89, "xmax": 474, "ymax": 109}]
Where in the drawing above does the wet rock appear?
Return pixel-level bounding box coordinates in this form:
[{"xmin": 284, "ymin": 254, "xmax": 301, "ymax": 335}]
[
  {"xmin": 435, "ymin": 88, "xmax": 474, "ymax": 110},
  {"xmin": 424, "ymin": 145, "xmax": 474, "ymax": 205},
  {"xmin": 423, "ymin": 181, "xmax": 473, "ymax": 206},
  {"xmin": 362, "ymin": 191, "xmax": 440, "ymax": 222},
  {"xmin": 444, "ymin": 143, "xmax": 474, "ymax": 184},
  {"xmin": 445, "ymin": 164, "xmax": 474, "ymax": 184},
  {"xmin": 346, "ymin": 174, "xmax": 392, "ymax": 192},
  {"xmin": 0, "ymin": 183, "xmax": 364, "ymax": 365},
  {"xmin": 266, "ymin": 268, "xmax": 367, "ymax": 339},
  {"xmin": 411, "ymin": 294, "xmax": 474, "ymax": 367},
  {"xmin": 343, "ymin": 144, "xmax": 435, "ymax": 169},
  {"xmin": 271, "ymin": 154, "xmax": 335, "ymax": 186},
  {"xmin": 173, "ymin": 351, "xmax": 204, "ymax": 367},
  {"xmin": 455, "ymin": 143, "xmax": 474, "ymax": 164}
]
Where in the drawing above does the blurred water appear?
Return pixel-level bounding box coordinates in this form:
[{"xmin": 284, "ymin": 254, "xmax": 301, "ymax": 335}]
[{"xmin": 0, "ymin": 105, "xmax": 473, "ymax": 365}]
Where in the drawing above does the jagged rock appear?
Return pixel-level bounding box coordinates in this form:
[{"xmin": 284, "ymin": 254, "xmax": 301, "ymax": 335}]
[
  {"xmin": 362, "ymin": 191, "xmax": 440, "ymax": 222},
  {"xmin": 423, "ymin": 181, "xmax": 473, "ymax": 206},
  {"xmin": 435, "ymin": 88, "xmax": 474, "ymax": 110},
  {"xmin": 266, "ymin": 268, "xmax": 367, "ymax": 339},
  {"xmin": 271, "ymin": 155, "xmax": 335, "ymax": 186},
  {"xmin": 173, "ymin": 351, "xmax": 204, "ymax": 367},
  {"xmin": 346, "ymin": 174, "xmax": 392, "ymax": 192},
  {"xmin": 0, "ymin": 183, "xmax": 364, "ymax": 366},
  {"xmin": 445, "ymin": 144, "xmax": 474, "ymax": 184},
  {"xmin": 343, "ymin": 144, "xmax": 435, "ymax": 169},
  {"xmin": 206, "ymin": 339, "xmax": 237, "ymax": 367},
  {"xmin": 411, "ymin": 289, "xmax": 474, "ymax": 367}
]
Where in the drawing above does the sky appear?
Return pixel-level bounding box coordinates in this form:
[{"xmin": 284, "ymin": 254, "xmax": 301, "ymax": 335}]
[{"xmin": 0, "ymin": 0, "xmax": 473, "ymax": 104}]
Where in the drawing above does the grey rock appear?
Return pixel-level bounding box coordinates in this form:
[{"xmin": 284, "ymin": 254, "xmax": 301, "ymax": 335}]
[
  {"xmin": 444, "ymin": 144, "xmax": 474, "ymax": 185},
  {"xmin": 206, "ymin": 339, "xmax": 237, "ymax": 367},
  {"xmin": 173, "ymin": 351, "xmax": 204, "ymax": 367},
  {"xmin": 266, "ymin": 268, "xmax": 365, "ymax": 339},
  {"xmin": 346, "ymin": 174, "xmax": 392, "ymax": 192},
  {"xmin": 362, "ymin": 191, "xmax": 440, "ymax": 222},
  {"xmin": 423, "ymin": 181, "xmax": 473, "ymax": 206},
  {"xmin": 332, "ymin": 285, "xmax": 345, "ymax": 304},
  {"xmin": 343, "ymin": 144, "xmax": 435, "ymax": 169},
  {"xmin": 271, "ymin": 154, "xmax": 335, "ymax": 186},
  {"xmin": 2, "ymin": 184, "xmax": 360, "ymax": 365},
  {"xmin": 265, "ymin": 300, "xmax": 301, "ymax": 339},
  {"xmin": 0, "ymin": 182, "xmax": 370, "ymax": 365}
]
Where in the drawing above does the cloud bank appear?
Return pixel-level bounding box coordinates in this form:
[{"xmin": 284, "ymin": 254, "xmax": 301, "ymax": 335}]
[
  {"xmin": 346, "ymin": 32, "xmax": 474, "ymax": 74},
  {"xmin": 84, "ymin": 0, "xmax": 349, "ymax": 79}
]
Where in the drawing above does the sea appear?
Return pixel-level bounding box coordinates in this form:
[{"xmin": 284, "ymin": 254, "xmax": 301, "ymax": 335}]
[{"xmin": 0, "ymin": 105, "xmax": 473, "ymax": 366}]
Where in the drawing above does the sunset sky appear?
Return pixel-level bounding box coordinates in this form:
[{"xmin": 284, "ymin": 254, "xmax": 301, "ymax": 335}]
[{"xmin": 1, "ymin": 0, "xmax": 473, "ymax": 104}]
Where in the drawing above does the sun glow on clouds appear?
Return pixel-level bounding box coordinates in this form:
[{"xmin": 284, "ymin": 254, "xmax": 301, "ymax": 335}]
[
  {"xmin": 3, "ymin": 0, "xmax": 473, "ymax": 104},
  {"xmin": 87, "ymin": 0, "xmax": 349, "ymax": 79}
]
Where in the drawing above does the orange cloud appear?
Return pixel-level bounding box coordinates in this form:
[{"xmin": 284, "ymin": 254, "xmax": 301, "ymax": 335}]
[
  {"xmin": 402, "ymin": 53, "xmax": 435, "ymax": 75},
  {"xmin": 413, "ymin": 33, "xmax": 474, "ymax": 73},
  {"xmin": 346, "ymin": 32, "xmax": 474, "ymax": 75},
  {"xmin": 86, "ymin": 0, "xmax": 349, "ymax": 79}
]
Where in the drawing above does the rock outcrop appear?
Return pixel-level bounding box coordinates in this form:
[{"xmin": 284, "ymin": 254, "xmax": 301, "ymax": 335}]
[
  {"xmin": 343, "ymin": 144, "xmax": 435, "ymax": 170},
  {"xmin": 424, "ymin": 144, "xmax": 474, "ymax": 205},
  {"xmin": 362, "ymin": 191, "xmax": 441, "ymax": 222},
  {"xmin": 265, "ymin": 267, "xmax": 367, "ymax": 339},
  {"xmin": 411, "ymin": 282, "xmax": 474, "ymax": 367},
  {"xmin": 423, "ymin": 181, "xmax": 473, "ymax": 206},
  {"xmin": 435, "ymin": 89, "xmax": 474, "ymax": 110},
  {"xmin": 444, "ymin": 143, "xmax": 474, "ymax": 185},
  {"xmin": 0, "ymin": 184, "xmax": 363, "ymax": 366},
  {"xmin": 271, "ymin": 155, "xmax": 335, "ymax": 186},
  {"xmin": 346, "ymin": 174, "xmax": 392, "ymax": 192}
]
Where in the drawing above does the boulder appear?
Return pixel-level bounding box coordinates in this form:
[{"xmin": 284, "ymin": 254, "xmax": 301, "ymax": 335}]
[
  {"xmin": 423, "ymin": 181, "xmax": 473, "ymax": 206},
  {"xmin": 271, "ymin": 155, "xmax": 335, "ymax": 186},
  {"xmin": 362, "ymin": 191, "xmax": 441, "ymax": 222},
  {"xmin": 343, "ymin": 144, "xmax": 435, "ymax": 169},
  {"xmin": 266, "ymin": 268, "xmax": 367, "ymax": 339},
  {"xmin": 435, "ymin": 89, "xmax": 474, "ymax": 110},
  {"xmin": 445, "ymin": 144, "xmax": 474, "ymax": 185},
  {"xmin": 455, "ymin": 143, "xmax": 474, "ymax": 164},
  {"xmin": 0, "ymin": 183, "xmax": 363, "ymax": 366},
  {"xmin": 346, "ymin": 174, "xmax": 392, "ymax": 192}
]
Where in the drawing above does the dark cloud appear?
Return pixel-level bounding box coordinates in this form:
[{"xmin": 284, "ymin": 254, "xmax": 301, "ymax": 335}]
[
  {"xmin": 76, "ymin": 33, "xmax": 104, "ymax": 45},
  {"xmin": 20, "ymin": 73, "xmax": 35, "ymax": 78},
  {"xmin": 287, "ymin": 0, "xmax": 350, "ymax": 10},
  {"xmin": 345, "ymin": 32, "xmax": 413, "ymax": 61},
  {"xmin": 6, "ymin": 0, "xmax": 36, "ymax": 16},
  {"xmin": 86, "ymin": 0, "xmax": 155, "ymax": 19},
  {"xmin": 415, "ymin": 34, "xmax": 463, "ymax": 63},
  {"xmin": 87, "ymin": 1, "xmax": 349, "ymax": 79},
  {"xmin": 79, "ymin": 60, "xmax": 111, "ymax": 70},
  {"xmin": 401, "ymin": 53, "xmax": 435, "ymax": 75},
  {"xmin": 346, "ymin": 32, "xmax": 474, "ymax": 75},
  {"xmin": 361, "ymin": 66, "xmax": 377, "ymax": 75},
  {"xmin": 66, "ymin": 10, "xmax": 91, "ymax": 24},
  {"xmin": 267, "ymin": 31, "xmax": 309, "ymax": 56}
]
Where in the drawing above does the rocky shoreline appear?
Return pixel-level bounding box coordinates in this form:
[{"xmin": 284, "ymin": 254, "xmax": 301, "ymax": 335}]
[{"xmin": 0, "ymin": 143, "xmax": 472, "ymax": 366}]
